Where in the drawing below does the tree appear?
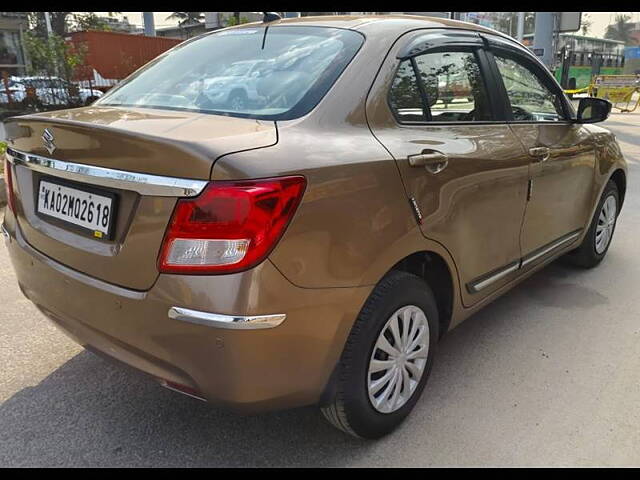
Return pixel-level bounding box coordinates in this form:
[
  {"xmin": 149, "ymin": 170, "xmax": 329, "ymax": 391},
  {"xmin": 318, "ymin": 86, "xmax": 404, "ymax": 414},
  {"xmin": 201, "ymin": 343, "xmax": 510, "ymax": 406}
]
[
  {"xmin": 26, "ymin": 12, "xmax": 72, "ymax": 37},
  {"xmin": 226, "ymin": 15, "xmax": 250, "ymax": 27},
  {"xmin": 70, "ymin": 13, "xmax": 112, "ymax": 32},
  {"xmin": 604, "ymin": 14, "xmax": 637, "ymax": 45},
  {"xmin": 166, "ymin": 12, "xmax": 205, "ymax": 26},
  {"xmin": 24, "ymin": 12, "xmax": 120, "ymax": 37},
  {"xmin": 581, "ymin": 13, "xmax": 592, "ymax": 36}
]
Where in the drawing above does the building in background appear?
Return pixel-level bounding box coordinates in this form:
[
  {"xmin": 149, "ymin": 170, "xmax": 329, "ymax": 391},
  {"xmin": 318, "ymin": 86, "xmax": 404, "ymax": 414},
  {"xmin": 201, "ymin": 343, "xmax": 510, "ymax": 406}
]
[
  {"xmin": 99, "ymin": 15, "xmax": 142, "ymax": 34},
  {"xmin": 624, "ymin": 46, "xmax": 640, "ymax": 74},
  {"xmin": 0, "ymin": 12, "xmax": 28, "ymax": 76},
  {"xmin": 158, "ymin": 12, "xmax": 265, "ymax": 39},
  {"xmin": 156, "ymin": 23, "xmax": 206, "ymax": 39},
  {"xmin": 625, "ymin": 21, "xmax": 640, "ymax": 45}
]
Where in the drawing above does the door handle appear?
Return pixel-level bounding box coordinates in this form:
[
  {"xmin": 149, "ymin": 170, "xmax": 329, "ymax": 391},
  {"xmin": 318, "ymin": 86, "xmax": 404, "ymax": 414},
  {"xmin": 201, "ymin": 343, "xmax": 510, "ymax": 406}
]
[
  {"xmin": 408, "ymin": 151, "xmax": 449, "ymax": 174},
  {"xmin": 528, "ymin": 146, "xmax": 551, "ymax": 162}
]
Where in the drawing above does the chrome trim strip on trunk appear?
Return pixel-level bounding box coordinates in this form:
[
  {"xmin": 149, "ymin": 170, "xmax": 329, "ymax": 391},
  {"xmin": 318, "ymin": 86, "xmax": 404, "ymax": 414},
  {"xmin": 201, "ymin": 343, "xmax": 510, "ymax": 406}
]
[
  {"xmin": 521, "ymin": 230, "xmax": 582, "ymax": 268},
  {"xmin": 168, "ymin": 306, "xmax": 286, "ymax": 330},
  {"xmin": 6, "ymin": 147, "xmax": 208, "ymax": 197},
  {"xmin": 467, "ymin": 261, "xmax": 520, "ymax": 293}
]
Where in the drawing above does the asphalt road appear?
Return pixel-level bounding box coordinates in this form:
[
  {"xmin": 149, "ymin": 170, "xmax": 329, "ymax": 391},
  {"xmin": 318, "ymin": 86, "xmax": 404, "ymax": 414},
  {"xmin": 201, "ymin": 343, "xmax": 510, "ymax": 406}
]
[{"xmin": 1, "ymin": 111, "xmax": 640, "ymax": 467}]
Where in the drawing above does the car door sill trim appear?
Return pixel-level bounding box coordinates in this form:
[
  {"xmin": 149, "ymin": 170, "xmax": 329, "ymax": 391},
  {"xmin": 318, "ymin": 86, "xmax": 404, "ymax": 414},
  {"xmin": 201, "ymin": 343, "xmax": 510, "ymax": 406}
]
[
  {"xmin": 467, "ymin": 229, "xmax": 582, "ymax": 294},
  {"xmin": 467, "ymin": 260, "xmax": 520, "ymax": 293},
  {"xmin": 521, "ymin": 229, "xmax": 582, "ymax": 268}
]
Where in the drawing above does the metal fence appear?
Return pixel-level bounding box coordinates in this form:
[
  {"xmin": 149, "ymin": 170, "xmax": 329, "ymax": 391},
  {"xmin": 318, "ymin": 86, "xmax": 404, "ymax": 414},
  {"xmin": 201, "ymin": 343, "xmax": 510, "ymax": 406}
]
[{"xmin": 0, "ymin": 69, "xmax": 105, "ymax": 113}]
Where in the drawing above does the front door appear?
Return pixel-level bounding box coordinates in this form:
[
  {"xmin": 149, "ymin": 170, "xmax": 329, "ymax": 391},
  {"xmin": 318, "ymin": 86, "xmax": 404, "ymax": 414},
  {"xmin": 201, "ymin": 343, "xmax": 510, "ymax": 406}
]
[
  {"xmin": 366, "ymin": 31, "xmax": 530, "ymax": 307},
  {"xmin": 488, "ymin": 48, "xmax": 597, "ymax": 262}
]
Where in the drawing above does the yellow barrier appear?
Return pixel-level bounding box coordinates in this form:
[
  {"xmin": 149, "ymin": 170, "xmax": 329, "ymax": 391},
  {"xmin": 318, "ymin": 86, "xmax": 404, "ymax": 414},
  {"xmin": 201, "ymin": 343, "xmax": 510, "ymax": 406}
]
[
  {"xmin": 564, "ymin": 86, "xmax": 590, "ymax": 95},
  {"xmin": 589, "ymin": 75, "xmax": 640, "ymax": 113}
]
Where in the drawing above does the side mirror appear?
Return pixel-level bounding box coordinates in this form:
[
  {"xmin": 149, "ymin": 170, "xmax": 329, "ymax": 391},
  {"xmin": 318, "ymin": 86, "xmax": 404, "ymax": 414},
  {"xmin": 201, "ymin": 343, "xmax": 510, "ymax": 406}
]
[{"xmin": 575, "ymin": 97, "xmax": 612, "ymax": 124}]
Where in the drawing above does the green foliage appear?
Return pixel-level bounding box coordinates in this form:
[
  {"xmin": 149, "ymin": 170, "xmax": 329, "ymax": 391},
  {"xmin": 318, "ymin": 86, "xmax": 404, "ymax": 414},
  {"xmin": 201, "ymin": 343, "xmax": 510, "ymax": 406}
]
[
  {"xmin": 71, "ymin": 13, "xmax": 112, "ymax": 32},
  {"xmin": 0, "ymin": 141, "xmax": 6, "ymax": 157},
  {"xmin": 25, "ymin": 12, "xmax": 120, "ymax": 37},
  {"xmin": 581, "ymin": 13, "xmax": 592, "ymax": 36},
  {"xmin": 226, "ymin": 16, "xmax": 250, "ymax": 27},
  {"xmin": 23, "ymin": 31, "xmax": 87, "ymax": 82},
  {"xmin": 167, "ymin": 12, "xmax": 205, "ymax": 26},
  {"xmin": 26, "ymin": 12, "xmax": 72, "ymax": 37},
  {"xmin": 605, "ymin": 14, "xmax": 638, "ymax": 46}
]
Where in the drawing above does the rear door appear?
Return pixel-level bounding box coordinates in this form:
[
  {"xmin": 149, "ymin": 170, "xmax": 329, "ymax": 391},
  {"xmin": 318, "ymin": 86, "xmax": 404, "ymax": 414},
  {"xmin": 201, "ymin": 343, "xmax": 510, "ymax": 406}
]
[
  {"xmin": 366, "ymin": 29, "xmax": 530, "ymax": 307},
  {"xmin": 484, "ymin": 36, "xmax": 597, "ymax": 264}
]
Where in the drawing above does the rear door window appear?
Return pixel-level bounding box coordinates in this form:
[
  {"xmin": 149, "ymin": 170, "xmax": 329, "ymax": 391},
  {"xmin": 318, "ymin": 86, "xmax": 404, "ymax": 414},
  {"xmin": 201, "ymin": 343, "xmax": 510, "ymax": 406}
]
[{"xmin": 388, "ymin": 49, "xmax": 493, "ymax": 123}]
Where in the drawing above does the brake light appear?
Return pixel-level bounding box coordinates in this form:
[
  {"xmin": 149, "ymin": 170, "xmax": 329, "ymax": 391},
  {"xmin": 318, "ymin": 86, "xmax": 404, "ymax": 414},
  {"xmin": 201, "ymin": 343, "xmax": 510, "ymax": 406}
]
[
  {"xmin": 4, "ymin": 157, "xmax": 15, "ymax": 212},
  {"xmin": 158, "ymin": 176, "xmax": 306, "ymax": 274}
]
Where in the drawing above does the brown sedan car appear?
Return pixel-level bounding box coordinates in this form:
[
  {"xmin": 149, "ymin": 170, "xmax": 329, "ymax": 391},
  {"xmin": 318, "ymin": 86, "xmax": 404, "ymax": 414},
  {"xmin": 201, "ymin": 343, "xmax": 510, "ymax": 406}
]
[{"xmin": 2, "ymin": 15, "xmax": 627, "ymax": 439}]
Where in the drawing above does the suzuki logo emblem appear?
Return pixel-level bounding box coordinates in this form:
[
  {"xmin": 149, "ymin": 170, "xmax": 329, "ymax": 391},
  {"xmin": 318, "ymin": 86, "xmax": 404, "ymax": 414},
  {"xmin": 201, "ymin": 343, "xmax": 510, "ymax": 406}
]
[{"xmin": 42, "ymin": 128, "xmax": 56, "ymax": 155}]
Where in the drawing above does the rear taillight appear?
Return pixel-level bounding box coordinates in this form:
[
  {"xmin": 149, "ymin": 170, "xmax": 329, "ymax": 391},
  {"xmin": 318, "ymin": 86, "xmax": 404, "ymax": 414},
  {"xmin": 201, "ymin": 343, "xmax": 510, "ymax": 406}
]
[
  {"xmin": 158, "ymin": 176, "xmax": 306, "ymax": 274},
  {"xmin": 4, "ymin": 157, "xmax": 15, "ymax": 212}
]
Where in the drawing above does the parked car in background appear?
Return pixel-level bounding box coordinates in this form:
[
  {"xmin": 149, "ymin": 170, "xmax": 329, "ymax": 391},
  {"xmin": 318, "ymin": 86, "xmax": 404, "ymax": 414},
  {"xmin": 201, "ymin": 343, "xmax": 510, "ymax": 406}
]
[
  {"xmin": 2, "ymin": 15, "xmax": 628, "ymax": 440},
  {"xmin": 192, "ymin": 60, "xmax": 271, "ymax": 111},
  {"xmin": 0, "ymin": 77, "xmax": 26, "ymax": 104},
  {"xmin": 0, "ymin": 76, "xmax": 103, "ymax": 108}
]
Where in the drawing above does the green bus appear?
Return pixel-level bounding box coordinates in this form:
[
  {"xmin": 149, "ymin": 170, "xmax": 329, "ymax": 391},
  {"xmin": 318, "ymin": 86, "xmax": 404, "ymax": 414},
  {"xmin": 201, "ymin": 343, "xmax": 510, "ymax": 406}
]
[{"xmin": 554, "ymin": 55, "xmax": 625, "ymax": 91}]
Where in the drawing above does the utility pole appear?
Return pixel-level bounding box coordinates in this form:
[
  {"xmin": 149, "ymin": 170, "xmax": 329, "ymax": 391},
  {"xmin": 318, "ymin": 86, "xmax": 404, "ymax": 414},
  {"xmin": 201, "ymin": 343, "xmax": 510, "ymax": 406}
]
[
  {"xmin": 517, "ymin": 12, "xmax": 525, "ymax": 42},
  {"xmin": 44, "ymin": 12, "xmax": 53, "ymax": 37},
  {"xmin": 142, "ymin": 12, "xmax": 156, "ymax": 36},
  {"xmin": 533, "ymin": 12, "xmax": 555, "ymax": 69}
]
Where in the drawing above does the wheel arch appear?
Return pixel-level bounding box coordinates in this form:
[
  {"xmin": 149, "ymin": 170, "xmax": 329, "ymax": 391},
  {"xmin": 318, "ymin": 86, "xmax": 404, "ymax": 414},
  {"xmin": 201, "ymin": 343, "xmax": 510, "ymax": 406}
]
[
  {"xmin": 388, "ymin": 250, "xmax": 454, "ymax": 339},
  {"xmin": 610, "ymin": 168, "xmax": 626, "ymax": 210},
  {"xmin": 318, "ymin": 249, "xmax": 455, "ymax": 408}
]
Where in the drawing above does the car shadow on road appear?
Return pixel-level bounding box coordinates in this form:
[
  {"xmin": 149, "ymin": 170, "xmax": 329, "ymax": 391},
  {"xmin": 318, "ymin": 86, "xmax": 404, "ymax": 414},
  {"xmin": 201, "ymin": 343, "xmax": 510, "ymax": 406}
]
[{"xmin": 0, "ymin": 258, "xmax": 623, "ymax": 467}]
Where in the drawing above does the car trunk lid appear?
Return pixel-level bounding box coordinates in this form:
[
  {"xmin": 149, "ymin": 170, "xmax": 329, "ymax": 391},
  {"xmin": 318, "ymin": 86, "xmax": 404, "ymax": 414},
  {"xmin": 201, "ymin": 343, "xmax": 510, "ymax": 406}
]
[{"xmin": 5, "ymin": 106, "xmax": 277, "ymax": 290}]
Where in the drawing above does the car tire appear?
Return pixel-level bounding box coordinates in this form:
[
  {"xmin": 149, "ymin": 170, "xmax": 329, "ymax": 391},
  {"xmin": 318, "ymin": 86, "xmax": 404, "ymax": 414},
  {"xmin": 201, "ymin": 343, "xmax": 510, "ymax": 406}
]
[
  {"xmin": 565, "ymin": 180, "xmax": 620, "ymax": 268},
  {"xmin": 320, "ymin": 270, "xmax": 439, "ymax": 439},
  {"xmin": 228, "ymin": 90, "xmax": 248, "ymax": 111}
]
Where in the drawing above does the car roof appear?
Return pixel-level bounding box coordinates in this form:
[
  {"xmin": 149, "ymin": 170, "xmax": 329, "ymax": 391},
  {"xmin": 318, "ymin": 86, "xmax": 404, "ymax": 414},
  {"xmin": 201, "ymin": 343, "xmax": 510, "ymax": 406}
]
[{"xmin": 235, "ymin": 14, "xmax": 520, "ymax": 46}]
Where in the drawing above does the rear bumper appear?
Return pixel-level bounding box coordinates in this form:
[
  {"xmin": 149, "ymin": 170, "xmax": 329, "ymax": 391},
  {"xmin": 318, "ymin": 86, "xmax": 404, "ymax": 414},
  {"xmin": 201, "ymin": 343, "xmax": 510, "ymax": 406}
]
[{"xmin": 2, "ymin": 213, "xmax": 371, "ymax": 413}]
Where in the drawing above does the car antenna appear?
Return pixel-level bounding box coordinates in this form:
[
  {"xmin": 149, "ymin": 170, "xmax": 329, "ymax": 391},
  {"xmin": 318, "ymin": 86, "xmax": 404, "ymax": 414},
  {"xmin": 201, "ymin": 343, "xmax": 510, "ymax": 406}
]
[
  {"xmin": 260, "ymin": 12, "xmax": 281, "ymax": 50},
  {"xmin": 263, "ymin": 12, "xmax": 282, "ymax": 23}
]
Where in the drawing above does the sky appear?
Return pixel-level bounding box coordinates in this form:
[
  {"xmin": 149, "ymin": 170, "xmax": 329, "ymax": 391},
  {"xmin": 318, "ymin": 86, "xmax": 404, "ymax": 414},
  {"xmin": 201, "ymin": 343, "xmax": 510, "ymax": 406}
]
[{"xmin": 92, "ymin": 12, "xmax": 640, "ymax": 37}]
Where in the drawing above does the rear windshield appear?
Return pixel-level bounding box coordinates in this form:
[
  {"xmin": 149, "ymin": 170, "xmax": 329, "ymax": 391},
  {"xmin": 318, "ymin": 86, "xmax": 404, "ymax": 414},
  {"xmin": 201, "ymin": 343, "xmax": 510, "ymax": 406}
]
[{"xmin": 96, "ymin": 26, "xmax": 364, "ymax": 120}]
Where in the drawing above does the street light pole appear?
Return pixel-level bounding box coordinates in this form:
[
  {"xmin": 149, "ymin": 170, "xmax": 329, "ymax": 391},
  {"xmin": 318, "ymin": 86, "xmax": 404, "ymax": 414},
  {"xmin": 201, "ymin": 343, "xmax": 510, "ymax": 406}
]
[
  {"xmin": 533, "ymin": 12, "xmax": 554, "ymax": 69},
  {"xmin": 44, "ymin": 12, "xmax": 53, "ymax": 37},
  {"xmin": 142, "ymin": 12, "xmax": 156, "ymax": 36},
  {"xmin": 517, "ymin": 12, "xmax": 525, "ymax": 42}
]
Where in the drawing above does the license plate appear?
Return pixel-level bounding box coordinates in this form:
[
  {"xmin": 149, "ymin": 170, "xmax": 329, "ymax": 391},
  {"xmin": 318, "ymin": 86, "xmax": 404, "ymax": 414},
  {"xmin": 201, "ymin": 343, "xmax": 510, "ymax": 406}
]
[{"xmin": 37, "ymin": 179, "xmax": 116, "ymax": 239}]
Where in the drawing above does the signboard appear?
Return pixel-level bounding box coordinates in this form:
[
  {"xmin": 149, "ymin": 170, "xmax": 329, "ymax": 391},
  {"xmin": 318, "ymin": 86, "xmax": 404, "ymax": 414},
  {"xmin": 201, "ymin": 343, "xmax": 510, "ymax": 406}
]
[
  {"xmin": 592, "ymin": 74, "xmax": 640, "ymax": 104},
  {"xmin": 559, "ymin": 12, "xmax": 582, "ymax": 33}
]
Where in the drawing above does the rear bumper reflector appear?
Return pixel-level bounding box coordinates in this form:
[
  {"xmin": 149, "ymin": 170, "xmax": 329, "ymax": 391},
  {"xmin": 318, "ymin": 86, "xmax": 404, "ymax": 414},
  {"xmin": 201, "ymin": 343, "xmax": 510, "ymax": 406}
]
[
  {"xmin": 168, "ymin": 306, "xmax": 286, "ymax": 330},
  {"xmin": 158, "ymin": 379, "xmax": 207, "ymax": 402}
]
